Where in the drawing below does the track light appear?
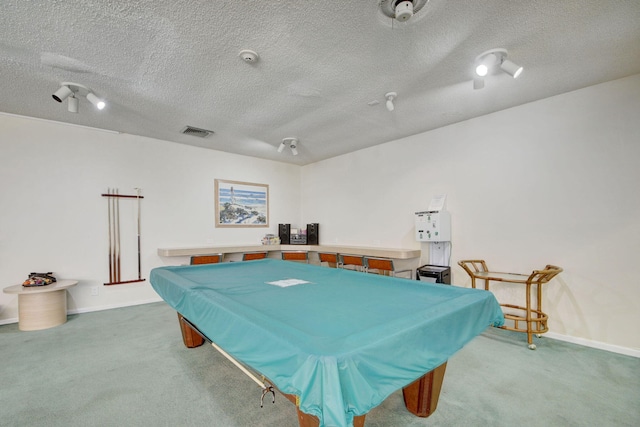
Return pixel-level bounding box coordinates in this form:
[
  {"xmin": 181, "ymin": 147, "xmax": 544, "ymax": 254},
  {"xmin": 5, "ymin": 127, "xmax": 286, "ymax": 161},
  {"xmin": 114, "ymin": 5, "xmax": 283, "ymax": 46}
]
[
  {"xmin": 475, "ymin": 53, "xmax": 497, "ymax": 77},
  {"xmin": 500, "ymin": 59, "xmax": 523, "ymax": 78},
  {"xmin": 395, "ymin": 1, "xmax": 414, "ymax": 22},
  {"xmin": 473, "ymin": 48, "xmax": 523, "ymax": 89},
  {"xmin": 52, "ymin": 82, "xmax": 106, "ymax": 112},
  {"xmin": 473, "ymin": 76, "xmax": 485, "ymax": 90},
  {"xmin": 68, "ymin": 95, "xmax": 79, "ymax": 113},
  {"xmin": 86, "ymin": 92, "xmax": 106, "ymax": 110},
  {"xmin": 278, "ymin": 137, "xmax": 299, "ymax": 155},
  {"xmin": 385, "ymin": 92, "xmax": 397, "ymax": 112},
  {"xmin": 52, "ymin": 85, "xmax": 73, "ymax": 103}
]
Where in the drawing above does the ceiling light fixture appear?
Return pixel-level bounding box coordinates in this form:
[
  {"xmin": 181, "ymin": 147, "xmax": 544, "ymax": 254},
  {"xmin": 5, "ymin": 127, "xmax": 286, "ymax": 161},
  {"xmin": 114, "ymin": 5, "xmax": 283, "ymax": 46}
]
[
  {"xmin": 475, "ymin": 53, "xmax": 497, "ymax": 77},
  {"xmin": 68, "ymin": 95, "xmax": 79, "ymax": 113},
  {"xmin": 385, "ymin": 92, "xmax": 397, "ymax": 112},
  {"xmin": 500, "ymin": 58, "xmax": 524, "ymax": 78},
  {"xmin": 379, "ymin": 0, "xmax": 429, "ymax": 22},
  {"xmin": 289, "ymin": 139, "xmax": 298, "ymax": 156},
  {"xmin": 473, "ymin": 76, "xmax": 485, "ymax": 90},
  {"xmin": 52, "ymin": 85, "xmax": 73, "ymax": 103},
  {"xmin": 52, "ymin": 82, "xmax": 107, "ymax": 112},
  {"xmin": 395, "ymin": 1, "xmax": 414, "ymax": 21},
  {"xmin": 86, "ymin": 92, "xmax": 106, "ymax": 110},
  {"xmin": 473, "ymin": 49, "xmax": 523, "ymax": 89},
  {"xmin": 279, "ymin": 137, "xmax": 299, "ymax": 155}
]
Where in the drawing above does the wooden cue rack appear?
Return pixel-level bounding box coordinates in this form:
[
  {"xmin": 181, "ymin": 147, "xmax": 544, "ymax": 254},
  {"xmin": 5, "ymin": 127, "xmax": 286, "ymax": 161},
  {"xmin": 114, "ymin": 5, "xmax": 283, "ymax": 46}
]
[{"xmin": 101, "ymin": 188, "xmax": 145, "ymax": 285}]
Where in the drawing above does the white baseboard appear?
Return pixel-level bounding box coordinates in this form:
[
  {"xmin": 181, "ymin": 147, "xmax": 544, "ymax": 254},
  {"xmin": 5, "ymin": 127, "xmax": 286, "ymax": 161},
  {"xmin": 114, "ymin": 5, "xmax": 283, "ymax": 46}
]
[
  {"xmin": 546, "ymin": 332, "xmax": 640, "ymax": 358},
  {"xmin": 67, "ymin": 297, "xmax": 162, "ymax": 315},
  {"xmin": 0, "ymin": 317, "xmax": 18, "ymax": 326}
]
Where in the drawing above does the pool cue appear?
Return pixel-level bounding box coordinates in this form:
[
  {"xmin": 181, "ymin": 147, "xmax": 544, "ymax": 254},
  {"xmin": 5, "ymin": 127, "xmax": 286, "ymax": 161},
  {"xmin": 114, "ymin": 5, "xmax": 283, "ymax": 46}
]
[
  {"xmin": 178, "ymin": 315, "xmax": 273, "ymax": 406},
  {"xmin": 111, "ymin": 188, "xmax": 118, "ymax": 282},
  {"xmin": 107, "ymin": 188, "xmax": 113, "ymax": 283},
  {"xmin": 115, "ymin": 188, "xmax": 121, "ymax": 283},
  {"xmin": 209, "ymin": 340, "xmax": 274, "ymax": 404},
  {"xmin": 135, "ymin": 188, "xmax": 142, "ymax": 280}
]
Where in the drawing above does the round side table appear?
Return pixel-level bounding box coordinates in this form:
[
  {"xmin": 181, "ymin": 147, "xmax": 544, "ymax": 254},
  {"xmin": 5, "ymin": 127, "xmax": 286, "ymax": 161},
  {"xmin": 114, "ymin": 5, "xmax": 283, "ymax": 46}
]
[{"xmin": 3, "ymin": 280, "xmax": 78, "ymax": 331}]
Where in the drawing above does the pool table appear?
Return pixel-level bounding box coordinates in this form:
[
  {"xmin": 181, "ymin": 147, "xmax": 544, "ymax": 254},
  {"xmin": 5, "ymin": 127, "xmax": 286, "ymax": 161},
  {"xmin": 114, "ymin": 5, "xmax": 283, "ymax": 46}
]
[{"xmin": 150, "ymin": 259, "xmax": 503, "ymax": 427}]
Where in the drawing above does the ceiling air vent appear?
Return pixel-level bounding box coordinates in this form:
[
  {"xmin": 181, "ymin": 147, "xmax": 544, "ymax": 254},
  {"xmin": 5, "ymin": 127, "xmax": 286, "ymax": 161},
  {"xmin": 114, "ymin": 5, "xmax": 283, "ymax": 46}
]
[{"xmin": 181, "ymin": 126, "xmax": 214, "ymax": 138}]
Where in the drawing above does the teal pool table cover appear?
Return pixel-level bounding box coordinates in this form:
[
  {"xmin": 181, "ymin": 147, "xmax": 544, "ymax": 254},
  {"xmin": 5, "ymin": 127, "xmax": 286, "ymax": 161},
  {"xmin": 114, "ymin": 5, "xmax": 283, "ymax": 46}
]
[{"xmin": 150, "ymin": 259, "xmax": 504, "ymax": 427}]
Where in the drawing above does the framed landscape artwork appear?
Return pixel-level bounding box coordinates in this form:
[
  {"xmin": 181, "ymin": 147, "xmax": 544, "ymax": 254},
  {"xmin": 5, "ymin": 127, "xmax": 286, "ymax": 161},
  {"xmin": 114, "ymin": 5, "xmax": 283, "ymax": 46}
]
[{"xmin": 214, "ymin": 179, "xmax": 269, "ymax": 228}]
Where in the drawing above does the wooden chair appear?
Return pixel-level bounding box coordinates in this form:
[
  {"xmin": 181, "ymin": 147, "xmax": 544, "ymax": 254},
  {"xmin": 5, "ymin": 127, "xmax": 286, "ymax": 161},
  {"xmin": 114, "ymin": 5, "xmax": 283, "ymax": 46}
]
[
  {"xmin": 318, "ymin": 252, "xmax": 340, "ymax": 268},
  {"xmin": 190, "ymin": 254, "xmax": 223, "ymax": 265},
  {"xmin": 281, "ymin": 251, "xmax": 308, "ymax": 263},
  {"xmin": 364, "ymin": 257, "xmax": 411, "ymax": 278},
  {"xmin": 339, "ymin": 254, "xmax": 365, "ymax": 272},
  {"xmin": 242, "ymin": 252, "xmax": 268, "ymax": 261},
  {"xmin": 458, "ymin": 260, "xmax": 563, "ymax": 349}
]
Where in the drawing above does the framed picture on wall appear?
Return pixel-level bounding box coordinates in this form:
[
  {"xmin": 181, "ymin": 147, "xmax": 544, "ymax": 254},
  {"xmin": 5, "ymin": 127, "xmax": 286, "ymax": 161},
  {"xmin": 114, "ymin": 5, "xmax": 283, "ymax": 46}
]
[{"xmin": 214, "ymin": 179, "xmax": 269, "ymax": 228}]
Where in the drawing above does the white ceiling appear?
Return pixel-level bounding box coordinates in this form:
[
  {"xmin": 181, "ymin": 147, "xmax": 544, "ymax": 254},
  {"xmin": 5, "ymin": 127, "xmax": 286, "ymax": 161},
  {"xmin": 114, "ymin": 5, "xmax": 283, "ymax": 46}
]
[{"xmin": 2, "ymin": 1, "xmax": 639, "ymax": 165}]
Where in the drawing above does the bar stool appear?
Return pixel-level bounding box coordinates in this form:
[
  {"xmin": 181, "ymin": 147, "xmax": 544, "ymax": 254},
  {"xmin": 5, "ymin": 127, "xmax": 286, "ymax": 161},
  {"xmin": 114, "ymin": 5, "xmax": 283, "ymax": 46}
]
[
  {"xmin": 281, "ymin": 251, "xmax": 308, "ymax": 263},
  {"xmin": 242, "ymin": 252, "xmax": 268, "ymax": 261},
  {"xmin": 458, "ymin": 260, "xmax": 563, "ymax": 349},
  {"xmin": 364, "ymin": 257, "xmax": 411, "ymax": 278},
  {"xmin": 318, "ymin": 252, "xmax": 340, "ymax": 268},
  {"xmin": 339, "ymin": 254, "xmax": 365, "ymax": 272},
  {"xmin": 190, "ymin": 254, "xmax": 223, "ymax": 265}
]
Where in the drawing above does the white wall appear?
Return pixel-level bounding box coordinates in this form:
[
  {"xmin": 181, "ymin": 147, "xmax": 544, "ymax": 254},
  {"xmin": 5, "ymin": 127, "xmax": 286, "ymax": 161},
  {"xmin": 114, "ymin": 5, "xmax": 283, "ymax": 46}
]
[
  {"xmin": 0, "ymin": 115, "xmax": 301, "ymax": 321},
  {"xmin": 301, "ymin": 74, "xmax": 640, "ymax": 351},
  {"xmin": 2, "ymin": 75, "xmax": 639, "ymax": 352}
]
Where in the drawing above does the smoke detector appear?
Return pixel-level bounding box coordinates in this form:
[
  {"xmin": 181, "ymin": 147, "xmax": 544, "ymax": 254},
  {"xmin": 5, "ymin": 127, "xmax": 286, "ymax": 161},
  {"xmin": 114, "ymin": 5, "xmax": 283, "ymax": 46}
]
[
  {"xmin": 239, "ymin": 50, "xmax": 259, "ymax": 63},
  {"xmin": 379, "ymin": 0, "xmax": 429, "ymax": 22}
]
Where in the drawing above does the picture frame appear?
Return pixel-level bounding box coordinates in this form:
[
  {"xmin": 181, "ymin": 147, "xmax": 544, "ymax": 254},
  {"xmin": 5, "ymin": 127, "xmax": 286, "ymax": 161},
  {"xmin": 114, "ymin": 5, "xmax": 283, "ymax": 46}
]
[{"xmin": 214, "ymin": 179, "xmax": 269, "ymax": 228}]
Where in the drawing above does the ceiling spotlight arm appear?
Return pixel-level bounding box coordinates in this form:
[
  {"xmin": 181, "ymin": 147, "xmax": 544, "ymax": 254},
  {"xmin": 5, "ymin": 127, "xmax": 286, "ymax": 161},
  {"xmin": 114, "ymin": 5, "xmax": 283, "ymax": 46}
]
[{"xmin": 385, "ymin": 92, "xmax": 397, "ymax": 112}]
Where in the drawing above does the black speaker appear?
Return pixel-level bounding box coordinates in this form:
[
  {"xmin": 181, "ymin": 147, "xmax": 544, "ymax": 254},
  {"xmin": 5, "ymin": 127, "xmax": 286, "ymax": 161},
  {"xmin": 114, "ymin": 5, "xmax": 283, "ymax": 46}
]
[
  {"xmin": 278, "ymin": 224, "xmax": 291, "ymax": 244},
  {"xmin": 306, "ymin": 223, "xmax": 319, "ymax": 245}
]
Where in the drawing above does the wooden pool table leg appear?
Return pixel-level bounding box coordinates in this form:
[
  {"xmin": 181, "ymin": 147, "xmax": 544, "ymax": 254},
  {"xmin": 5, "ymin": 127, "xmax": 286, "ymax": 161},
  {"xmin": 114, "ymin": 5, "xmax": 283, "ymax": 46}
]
[
  {"xmin": 281, "ymin": 393, "xmax": 366, "ymax": 427},
  {"xmin": 177, "ymin": 312, "xmax": 205, "ymax": 348},
  {"xmin": 402, "ymin": 362, "xmax": 447, "ymax": 418}
]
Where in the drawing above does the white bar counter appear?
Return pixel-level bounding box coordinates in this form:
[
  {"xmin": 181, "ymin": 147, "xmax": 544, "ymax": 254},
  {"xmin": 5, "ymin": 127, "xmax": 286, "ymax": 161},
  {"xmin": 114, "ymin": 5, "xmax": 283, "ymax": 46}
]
[{"xmin": 158, "ymin": 244, "xmax": 421, "ymax": 260}]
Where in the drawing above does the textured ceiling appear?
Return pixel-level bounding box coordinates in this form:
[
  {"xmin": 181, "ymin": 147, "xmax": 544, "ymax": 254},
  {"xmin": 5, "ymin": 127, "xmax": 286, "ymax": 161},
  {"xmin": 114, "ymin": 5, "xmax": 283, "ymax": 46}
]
[{"xmin": 1, "ymin": 1, "xmax": 640, "ymax": 165}]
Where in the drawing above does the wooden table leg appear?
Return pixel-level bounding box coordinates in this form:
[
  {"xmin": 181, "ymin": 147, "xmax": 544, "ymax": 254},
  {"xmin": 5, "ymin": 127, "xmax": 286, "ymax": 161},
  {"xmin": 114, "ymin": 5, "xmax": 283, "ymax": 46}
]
[
  {"xmin": 18, "ymin": 290, "xmax": 68, "ymax": 331},
  {"xmin": 402, "ymin": 362, "xmax": 447, "ymax": 418},
  {"xmin": 281, "ymin": 393, "xmax": 366, "ymax": 427},
  {"xmin": 177, "ymin": 312, "xmax": 205, "ymax": 348}
]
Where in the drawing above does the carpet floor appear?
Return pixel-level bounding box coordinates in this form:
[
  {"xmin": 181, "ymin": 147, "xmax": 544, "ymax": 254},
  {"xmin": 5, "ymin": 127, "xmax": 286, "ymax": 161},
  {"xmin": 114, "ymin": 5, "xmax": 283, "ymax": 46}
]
[{"xmin": 1, "ymin": 302, "xmax": 638, "ymax": 426}]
